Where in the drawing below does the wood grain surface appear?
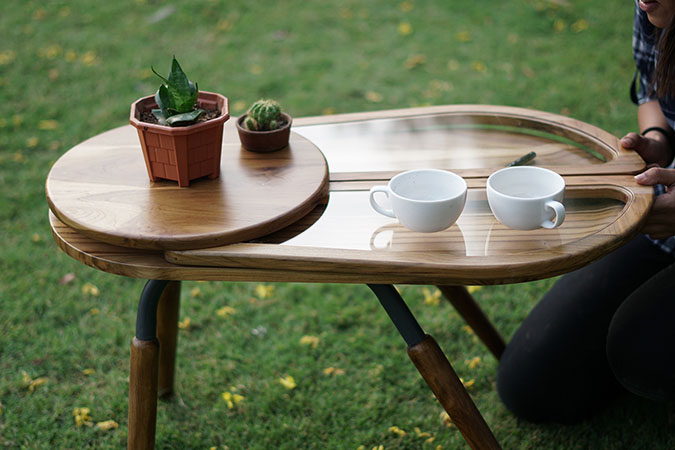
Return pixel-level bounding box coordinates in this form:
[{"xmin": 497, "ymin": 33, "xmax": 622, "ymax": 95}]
[
  {"xmin": 48, "ymin": 105, "xmax": 653, "ymax": 285},
  {"xmin": 165, "ymin": 176, "xmax": 653, "ymax": 284},
  {"xmin": 46, "ymin": 121, "xmax": 329, "ymax": 250}
]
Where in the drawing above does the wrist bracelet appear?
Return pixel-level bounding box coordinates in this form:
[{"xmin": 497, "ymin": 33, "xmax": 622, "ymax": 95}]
[{"xmin": 641, "ymin": 126, "xmax": 675, "ymax": 165}]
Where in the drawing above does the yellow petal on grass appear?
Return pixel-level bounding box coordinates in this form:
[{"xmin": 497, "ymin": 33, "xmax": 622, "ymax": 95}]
[
  {"xmin": 216, "ymin": 306, "xmax": 236, "ymax": 317},
  {"xmin": 28, "ymin": 137, "xmax": 40, "ymax": 149},
  {"xmin": 32, "ymin": 233, "xmax": 41, "ymax": 242},
  {"xmin": 322, "ymin": 107, "xmax": 336, "ymax": 115},
  {"xmin": 466, "ymin": 285, "xmax": 482, "ymax": 294},
  {"xmin": 222, "ymin": 391, "xmax": 245, "ymax": 409},
  {"xmin": 73, "ymin": 407, "xmax": 93, "ymax": 427},
  {"xmin": 455, "ymin": 30, "xmax": 471, "ymax": 42},
  {"xmin": 299, "ymin": 335, "xmax": 320, "ymax": 348},
  {"xmin": 190, "ymin": 287, "xmax": 201, "ymax": 297},
  {"xmin": 82, "ymin": 282, "xmax": 100, "ymax": 296},
  {"xmin": 404, "ymin": 54, "xmax": 427, "ymax": 70},
  {"xmin": 553, "ymin": 19, "xmax": 566, "ymax": 32},
  {"xmin": 81, "ymin": 51, "xmax": 98, "ymax": 66},
  {"xmin": 423, "ymin": 287, "xmax": 441, "ymax": 306},
  {"xmin": 440, "ymin": 410, "xmax": 453, "ymax": 427},
  {"xmin": 0, "ymin": 50, "xmax": 16, "ymax": 65},
  {"xmin": 37, "ymin": 45, "xmax": 62, "ymax": 59},
  {"xmin": 399, "ymin": 1, "xmax": 414, "ymax": 12},
  {"xmin": 571, "ymin": 19, "xmax": 589, "ymax": 33},
  {"xmin": 22, "ymin": 370, "xmax": 47, "ymax": 393},
  {"xmin": 29, "ymin": 377, "xmax": 47, "ymax": 392},
  {"xmin": 460, "ymin": 377, "xmax": 476, "ymax": 389},
  {"xmin": 217, "ymin": 19, "xmax": 233, "ymax": 31},
  {"xmin": 471, "ymin": 61, "xmax": 487, "ymax": 73},
  {"xmin": 279, "ymin": 375, "xmax": 296, "ymax": 390},
  {"xmin": 33, "ymin": 8, "xmax": 47, "ymax": 20},
  {"xmin": 397, "ymin": 22, "xmax": 413, "ymax": 36},
  {"xmin": 323, "ymin": 367, "xmax": 345, "ymax": 376},
  {"xmin": 89, "ymin": 307, "xmax": 100, "ymax": 315},
  {"xmin": 249, "ymin": 64, "xmax": 263, "ymax": 75},
  {"xmin": 255, "ymin": 284, "xmax": 275, "ymax": 299},
  {"xmin": 178, "ymin": 317, "xmax": 191, "ymax": 329},
  {"xmin": 462, "ymin": 325, "xmax": 474, "ymax": 335},
  {"xmin": 82, "ymin": 368, "xmax": 96, "ymax": 376},
  {"xmin": 95, "ymin": 420, "xmax": 119, "ymax": 431},
  {"xmin": 13, "ymin": 152, "xmax": 25, "ymax": 163},
  {"xmin": 465, "ymin": 356, "xmax": 481, "ymax": 369},
  {"xmin": 388, "ymin": 425, "xmax": 406, "ymax": 437},
  {"xmin": 38, "ymin": 120, "xmax": 59, "ymax": 130},
  {"xmin": 365, "ymin": 91, "xmax": 383, "ymax": 103},
  {"xmin": 414, "ymin": 427, "xmax": 432, "ymax": 438}
]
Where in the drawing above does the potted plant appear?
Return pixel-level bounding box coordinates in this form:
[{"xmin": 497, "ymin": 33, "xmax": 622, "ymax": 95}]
[
  {"xmin": 129, "ymin": 57, "xmax": 229, "ymax": 187},
  {"xmin": 235, "ymin": 99, "xmax": 292, "ymax": 152}
]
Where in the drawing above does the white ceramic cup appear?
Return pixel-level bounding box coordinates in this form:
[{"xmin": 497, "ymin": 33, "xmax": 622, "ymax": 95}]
[
  {"xmin": 369, "ymin": 169, "xmax": 467, "ymax": 233},
  {"xmin": 487, "ymin": 166, "xmax": 565, "ymax": 230}
]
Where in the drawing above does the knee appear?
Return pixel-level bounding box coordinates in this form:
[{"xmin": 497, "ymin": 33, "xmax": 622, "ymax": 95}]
[
  {"xmin": 607, "ymin": 309, "xmax": 675, "ymax": 402},
  {"xmin": 496, "ymin": 346, "xmax": 580, "ymax": 424}
]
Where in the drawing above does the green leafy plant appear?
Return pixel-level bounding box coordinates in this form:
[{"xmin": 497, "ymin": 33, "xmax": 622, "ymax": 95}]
[
  {"xmin": 151, "ymin": 57, "xmax": 204, "ymax": 126},
  {"xmin": 244, "ymin": 99, "xmax": 283, "ymax": 131}
]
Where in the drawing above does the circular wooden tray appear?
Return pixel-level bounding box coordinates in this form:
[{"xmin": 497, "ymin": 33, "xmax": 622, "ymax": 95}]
[{"xmin": 46, "ymin": 122, "xmax": 329, "ymax": 250}]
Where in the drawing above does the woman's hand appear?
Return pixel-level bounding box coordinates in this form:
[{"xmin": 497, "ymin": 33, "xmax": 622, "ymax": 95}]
[
  {"xmin": 620, "ymin": 131, "xmax": 672, "ymax": 167},
  {"xmin": 635, "ymin": 167, "xmax": 675, "ymax": 238}
]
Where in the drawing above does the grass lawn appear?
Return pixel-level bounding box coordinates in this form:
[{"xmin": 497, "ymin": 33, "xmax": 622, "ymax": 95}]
[{"xmin": 2, "ymin": 0, "xmax": 674, "ymax": 448}]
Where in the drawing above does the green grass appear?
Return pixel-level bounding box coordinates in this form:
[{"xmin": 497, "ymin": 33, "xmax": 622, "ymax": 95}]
[{"xmin": 2, "ymin": 0, "xmax": 674, "ymax": 448}]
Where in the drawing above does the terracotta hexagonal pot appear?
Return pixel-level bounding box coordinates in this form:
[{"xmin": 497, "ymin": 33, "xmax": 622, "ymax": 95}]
[
  {"xmin": 235, "ymin": 112, "xmax": 292, "ymax": 153},
  {"xmin": 130, "ymin": 91, "xmax": 229, "ymax": 187}
]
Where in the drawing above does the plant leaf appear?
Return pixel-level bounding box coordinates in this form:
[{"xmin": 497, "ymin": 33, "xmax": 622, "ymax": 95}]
[
  {"xmin": 151, "ymin": 108, "xmax": 168, "ymax": 125},
  {"xmin": 155, "ymin": 86, "xmax": 171, "ymax": 118},
  {"xmin": 165, "ymin": 57, "xmax": 194, "ymax": 112},
  {"xmin": 165, "ymin": 109, "xmax": 204, "ymax": 126},
  {"xmin": 150, "ymin": 65, "xmax": 170, "ymax": 86},
  {"xmin": 168, "ymin": 57, "xmax": 191, "ymax": 94}
]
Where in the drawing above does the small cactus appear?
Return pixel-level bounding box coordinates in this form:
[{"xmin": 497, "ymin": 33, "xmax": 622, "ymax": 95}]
[{"xmin": 245, "ymin": 99, "xmax": 283, "ymax": 131}]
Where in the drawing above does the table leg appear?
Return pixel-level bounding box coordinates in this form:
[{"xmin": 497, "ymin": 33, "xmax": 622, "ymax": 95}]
[
  {"xmin": 128, "ymin": 280, "xmax": 169, "ymax": 450},
  {"xmin": 157, "ymin": 281, "xmax": 181, "ymax": 398},
  {"xmin": 436, "ymin": 285, "xmax": 505, "ymax": 359},
  {"xmin": 368, "ymin": 284, "xmax": 501, "ymax": 450}
]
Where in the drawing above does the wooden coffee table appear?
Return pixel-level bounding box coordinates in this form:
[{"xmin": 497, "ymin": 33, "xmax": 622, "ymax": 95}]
[{"xmin": 47, "ymin": 105, "xmax": 652, "ymax": 449}]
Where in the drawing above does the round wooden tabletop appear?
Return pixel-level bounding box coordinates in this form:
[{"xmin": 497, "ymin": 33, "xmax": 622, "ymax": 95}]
[{"xmin": 46, "ymin": 121, "xmax": 329, "ymax": 250}]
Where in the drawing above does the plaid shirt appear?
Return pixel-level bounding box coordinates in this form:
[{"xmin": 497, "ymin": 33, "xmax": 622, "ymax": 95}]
[{"xmin": 632, "ymin": 1, "xmax": 675, "ymax": 253}]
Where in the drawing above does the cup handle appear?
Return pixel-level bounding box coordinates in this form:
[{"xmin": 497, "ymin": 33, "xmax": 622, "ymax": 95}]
[
  {"xmin": 542, "ymin": 200, "xmax": 565, "ymax": 229},
  {"xmin": 369, "ymin": 186, "xmax": 396, "ymax": 218}
]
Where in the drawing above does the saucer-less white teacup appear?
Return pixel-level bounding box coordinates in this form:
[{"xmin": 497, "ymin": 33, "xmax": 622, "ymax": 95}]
[
  {"xmin": 369, "ymin": 169, "xmax": 467, "ymax": 233},
  {"xmin": 487, "ymin": 166, "xmax": 565, "ymax": 230}
]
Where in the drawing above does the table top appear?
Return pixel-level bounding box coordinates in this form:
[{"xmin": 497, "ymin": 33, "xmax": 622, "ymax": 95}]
[
  {"xmin": 46, "ymin": 125, "xmax": 329, "ymax": 250},
  {"xmin": 48, "ymin": 105, "xmax": 652, "ymax": 285}
]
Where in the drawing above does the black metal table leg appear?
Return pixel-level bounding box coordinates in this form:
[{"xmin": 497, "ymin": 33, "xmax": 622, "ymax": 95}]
[
  {"xmin": 128, "ymin": 279, "xmax": 170, "ymax": 450},
  {"xmin": 367, "ymin": 284, "xmax": 501, "ymax": 450}
]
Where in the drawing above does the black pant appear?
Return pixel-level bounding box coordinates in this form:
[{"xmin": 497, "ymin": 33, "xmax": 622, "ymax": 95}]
[{"xmin": 496, "ymin": 235, "xmax": 675, "ymax": 423}]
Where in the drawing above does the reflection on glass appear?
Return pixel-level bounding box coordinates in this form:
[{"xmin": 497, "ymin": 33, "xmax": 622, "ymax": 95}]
[
  {"xmin": 276, "ymin": 190, "xmax": 626, "ymax": 259},
  {"xmin": 294, "ymin": 114, "xmax": 605, "ymax": 174}
]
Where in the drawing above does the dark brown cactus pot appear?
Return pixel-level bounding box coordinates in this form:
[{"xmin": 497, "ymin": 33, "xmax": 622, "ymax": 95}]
[
  {"xmin": 235, "ymin": 112, "xmax": 292, "ymax": 153},
  {"xmin": 129, "ymin": 91, "xmax": 229, "ymax": 187}
]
